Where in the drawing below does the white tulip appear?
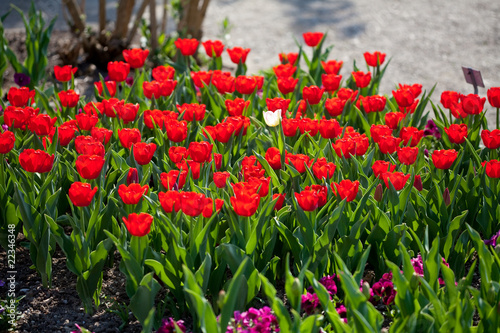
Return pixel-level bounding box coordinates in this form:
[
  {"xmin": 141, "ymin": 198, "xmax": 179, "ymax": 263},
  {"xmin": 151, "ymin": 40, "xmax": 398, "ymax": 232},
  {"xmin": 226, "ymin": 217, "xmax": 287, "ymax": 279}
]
[{"xmin": 263, "ymin": 109, "xmax": 282, "ymax": 127}]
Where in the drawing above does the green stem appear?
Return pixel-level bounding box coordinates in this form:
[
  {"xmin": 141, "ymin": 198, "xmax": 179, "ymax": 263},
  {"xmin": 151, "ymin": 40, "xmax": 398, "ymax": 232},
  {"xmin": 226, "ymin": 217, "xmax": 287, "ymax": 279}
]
[
  {"xmin": 496, "ymin": 107, "xmax": 499, "ymax": 129},
  {"xmin": 0, "ymin": 157, "xmax": 5, "ymax": 191}
]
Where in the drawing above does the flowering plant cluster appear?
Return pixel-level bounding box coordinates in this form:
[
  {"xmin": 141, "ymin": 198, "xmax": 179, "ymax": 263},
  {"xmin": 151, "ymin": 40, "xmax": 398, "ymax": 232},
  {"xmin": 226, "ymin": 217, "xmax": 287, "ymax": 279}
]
[{"xmin": 1, "ymin": 30, "xmax": 500, "ymax": 332}]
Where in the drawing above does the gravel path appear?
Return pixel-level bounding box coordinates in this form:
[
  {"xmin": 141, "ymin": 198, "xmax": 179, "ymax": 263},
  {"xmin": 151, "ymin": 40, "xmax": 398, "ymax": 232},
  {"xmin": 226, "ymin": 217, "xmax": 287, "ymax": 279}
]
[{"xmin": 3, "ymin": 0, "xmax": 500, "ymax": 119}]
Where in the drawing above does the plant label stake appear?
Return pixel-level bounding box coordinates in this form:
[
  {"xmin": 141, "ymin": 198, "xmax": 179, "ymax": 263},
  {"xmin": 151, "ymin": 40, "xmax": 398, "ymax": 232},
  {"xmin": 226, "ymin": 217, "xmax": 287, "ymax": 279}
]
[{"xmin": 462, "ymin": 67, "xmax": 484, "ymax": 95}]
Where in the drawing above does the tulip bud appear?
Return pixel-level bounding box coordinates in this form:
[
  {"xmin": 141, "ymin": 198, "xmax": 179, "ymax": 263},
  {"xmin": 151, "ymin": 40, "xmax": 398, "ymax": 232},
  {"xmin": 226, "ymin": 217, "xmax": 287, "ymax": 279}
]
[
  {"xmin": 443, "ymin": 187, "xmax": 451, "ymax": 206},
  {"xmin": 410, "ymin": 273, "xmax": 420, "ymax": 290},
  {"xmin": 374, "ymin": 183, "xmax": 383, "ymax": 202},
  {"xmin": 424, "ymin": 149, "xmax": 429, "ymax": 157},
  {"xmin": 290, "ymin": 277, "xmax": 302, "ymax": 299},
  {"xmin": 217, "ymin": 290, "xmax": 226, "ymax": 309},
  {"xmin": 361, "ymin": 281, "xmax": 371, "ymax": 299},
  {"xmin": 413, "ymin": 175, "xmax": 423, "ymax": 191},
  {"xmin": 127, "ymin": 168, "xmax": 139, "ymax": 185},
  {"xmin": 263, "ymin": 110, "xmax": 282, "ymax": 127}
]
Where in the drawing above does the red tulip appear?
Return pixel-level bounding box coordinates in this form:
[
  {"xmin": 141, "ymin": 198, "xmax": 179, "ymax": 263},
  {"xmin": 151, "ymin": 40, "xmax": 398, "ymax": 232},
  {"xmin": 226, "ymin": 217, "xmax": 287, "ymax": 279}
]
[
  {"xmin": 398, "ymin": 84, "xmax": 422, "ymax": 98},
  {"xmin": 397, "ymin": 146, "xmax": 419, "ymax": 165},
  {"xmin": 382, "ymin": 172, "xmax": 410, "ymax": 190},
  {"xmin": 487, "ymin": 87, "xmax": 500, "ymax": 108},
  {"xmin": 133, "ymin": 142, "xmax": 157, "ymax": 165},
  {"xmin": 333, "ymin": 179, "xmax": 359, "ymax": 202},
  {"xmin": 481, "ymin": 129, "xmax": 500, "ymax": 149},
  {"xmin": 235, "ymin": 75, "xmax": 258, "ymax": 95},
  {"xmin": 91, "ymin": 127, "xmax": 113, "ymax": 145},
  {"xmin": 312, "ymin": 157, "xmax": 336, "ymax": 180},
  {"xmin": 392, "ymin": 88, "xmax": 414, "ymax": 108},
  {"xmin": 305, "ymin": 184, "xmax": 328, "ymax": 207},
  {"xmin": 484, "ymin": 160, "xmax": 500, "ymax": 178},
  {"xmin": 3, "ymin": 106, "xmax": 37, "ymax": 130},
  {"xmin": 75, "ymin": 113, "xmax": 99, "ymax": 131},
  {"xmin": 318, "ymin": 118, "xmax": 341, "ymax": 139},
  {"xmin": 159, "ymin": 191, "xmax": 181, "ymax": 213},
  {"xmin": 358, "ymin": 95, "xmax": 386, "ymax": 113},
  {"xmin": 378, "ymin": 135, "xmax": 402, "ymax": 154},
  {"xmin": 202, "ymin": 197, "xmax": 224, "ymax": 218},
  {"xmin": 76, "ymin": 154, "xmax": 105, "ymax": 179},
  {"xmin": 277, "ymin": 76, "xmax": 299, "ymax": 95},
  {"xmin": 225, "ymin": 98, "xmax": 250, "ymax": 117},
  {"xmin": 370, "ymin": 124, "xmax": 393, "ymax": 144},
  {"xmin": 384, "ymin": 112, "xmax": 405, "ymax": 129},
  {"xmin": 212, "ymin": 74, "xmax": 235, "ymax": 94},
  {"xmin": 287, "ymin": 153, "xmax": 313, "ymax": 173},
  {"xmin": 175, "ymin": 38, "xmax": 199, "ymax": 56},
  {"xmin": 282, "ymin": 118, "xmax": 299, "ymax": 137},
  {"xmin": 279, "ymin": 52, "xmax": 298, "ymax": 65},
  {"xmin": 94, "ymin": 81, "xmax": 117, "ymax": 97},
  {"xmin": 188, "ymin": 141, "xmax": 213, "ymax": 163},
  {"xmin": 122, "ymin": 213, "xmax": 153, "ymax": 237},
  {"xmin": 28, "ymin": 114, "xmax": 57, "ymax": 136},
  {"xmin": 101, "ymin": 98, "xmax": 122, "ymax": 118},
  {"xmin": 460, "ymin": 94, "xmax": 486, "ymax": 115},
  {"xmin": 191, "ymin": 71, "xmax": 211, "ymax": 88},
  {"xmin": 372, "ymin": 160, "xmax": 396, "ymax": 179},
  {"xmin": 213, "ymin": 171, "xmax": 231, "ymax": 188},
  {"xmin": 322, "ymin": 74, "xmax": 342, "ymax": 92},
  {"xmin": 302, "ymin": 85, "xmax": 324, "ymax": 105},
  {"xmin": 118, "ymin": 128, "xmax": 142, "ymax": 149},
  {"xmin": 166, "ymin": 119, "xmax": 188, "ymax": 142},
  {"xmin": 75, "ymin": 136, "xmax": 105, "ymax": 156},
  {"xmin": 303, "ymin": 32, "xmax": 324, "ymax": 47},
  {"xmin": 352, "ymin": 71, "xmax": 371, "ymax": 88},
  {"xmin": 123, "ymin": 48, "xmax": 149, "ymax": 68},
  {"xmin": 58, "ymin": 89, "xmax": 80, "ymax": 107},
  {"xmin": 178, "ymin": 103, "xmax": 206, "ymax": 122},
  {"xmin": 399, "ymin": 127, "xmax": 424, "ymax": 147},
  {"xmin": 143, "ymin": 109, "xmax": 164, "ymax": 130},
  {"xmin": 248, "ymin": 176, "xmax": 271, "ymax": 197},
  {"xmin": 265, "ymin": 147, "xmax": 282, "ymax": 170},
  {"xmin": 444, "ymin": 124, "xmax": 468, "ymax": 144},
  {"xmin": 321, "ymin": 60, "xmax": 343, "ymax": 75},
  {"xmin": 230, "ymin": 190, "xmax": 260, "ymax": 216},
  {"xmin": 152, "ymin": 65, "xmax": 175, "ymax": 81},
  {"xmin": 440, "ymin": 91, "xmax": 460, "ymax": 109},
  {"xmin": 54, "ymin": 65, "xmax": 77, "ymax": 82},
  {"xmin": 273, "ymin": 64, "xmax": 297, "ymax": 78},
  {"xmin": 202, "ymin": 40, "xmax": 224, "ymax": 57},
  {"xmin": 0, "ymin": 131, "xmax": 15, "ymax": 154},
  {"xmin": 294, "ymin": 190, "xmax": 319, "ymax": 211},
  {"xmin": 7, "ymin": 87, "xmax": 35, "ymax": 107},
  {"xmin": 273, "ymin": 193, "xmax": 286, "ymax": 210},
  {"xmin": 227, "ymin": 47, "xmax": 250, "ymax": 64},
  {"xmin": 266, "ymin": 97, "xmax": 290, "ymax": 115},
  {"xmin": 178, "ymin": 192, "xmax": 205, "ymax": 217},
  {"xmin": 432, "ymin": 149, "xmax": 458, "ymax": 169},
  {"xmin": 169, "ymin": 146, "xmax": 188, "ymax": 163},
  {"xmin": 19, "ymin": 149, "xmax": 54, "ymax": 173},
  {"xmin": 161, "ymin": 170, "xmax": 187, "ymax": 190},
  {"xmin": 337, "ymin": 88, "xmax": 358, "ymax": 102},
  {"xmin": 213, "ymin": 153, "xmax": 222, "ymax": 170},
  {"xmin": 214, "ymin": 122, "xmax": 234, "ymax": 143},
  {"xmin": 68, "ymin": 182, "xmax": 97, "ymax": 207},
  {"xmin": 325, "ymin": 97, "xmax": 346, "ymax": 117},
  {"xmin": 363, "ymin": 51, "xmax": 386, "ymax": 67},
  {"xmin": 332, "ymin": 138, "xmax": 356, "ymax": 159},
  {"xmin": 118, "ymin": 183, "xmax": 149, "ymax": 205},
  {"xmin": 107, "ymin": 61, "xmax": 130, "ymax": 82},
  {"xmin": 299, "ymin": 118, "xmax": 319, "ymax": 136}
]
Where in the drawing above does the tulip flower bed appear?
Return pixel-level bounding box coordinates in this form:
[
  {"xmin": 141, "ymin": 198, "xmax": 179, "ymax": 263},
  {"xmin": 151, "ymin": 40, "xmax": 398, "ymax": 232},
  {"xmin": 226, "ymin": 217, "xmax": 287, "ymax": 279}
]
[{"xmin": 2, "ymin": 30, "xmax": 500, "ymax": 332}]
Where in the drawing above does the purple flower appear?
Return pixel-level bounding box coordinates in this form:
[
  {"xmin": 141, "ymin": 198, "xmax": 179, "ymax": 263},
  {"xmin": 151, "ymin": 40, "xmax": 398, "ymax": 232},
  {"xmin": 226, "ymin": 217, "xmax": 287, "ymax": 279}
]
[
  {"xmin": 157, "ymin": 317, "xmax": 186, "ymax": 333},
  {"xmin": 14, "ymin": 73, "xmax": 30, "ymax": 87},
  {"xmin": 226, "ymin": 306, "xmax": 279, "ymax": 333},
  {"xmin": 0, "ymin": 280, "xmax": 4, "ymax": 287},
  {"xmin": 424, "ymin": 119, "xmax": 441, "ymax": 139},
  {"xmin": 0, "ymin": 124, "xmax": 7, "ymax": 133},
  {"xmin": 318, "ymin": 275, "xmax": 338, "ymax": 295},
  {"xmin": 126, "ymin": 76, "xmax": 134, "ymax": 86},
  {"xmin": 336, "ymin": 304, "xmax": 348, "ymax": 323},
  {"xmin": 301, "ymin": 292, "xmax": 320, "ymax": 315},
  {"xmin": 485, "ymin": 230, "xmax": 500, "ymax": 247}
]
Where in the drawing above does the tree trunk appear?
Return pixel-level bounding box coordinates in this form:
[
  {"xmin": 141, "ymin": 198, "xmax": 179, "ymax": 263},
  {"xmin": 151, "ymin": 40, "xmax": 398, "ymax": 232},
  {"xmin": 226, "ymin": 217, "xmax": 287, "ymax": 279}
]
[
  {"xmin": 113, "ymin": 0, "xmax": 136, "ymax": 39},
  {"xmin": 62, "ymin": 0, "xmax": 86, "ymax": 34},
  {"xmin": 177, "ymin": 0, "xmax": 210, "ymax": 40},
  {"xmin": 149, "ymin": 0, "xmax": 158, "ymax": 50}
]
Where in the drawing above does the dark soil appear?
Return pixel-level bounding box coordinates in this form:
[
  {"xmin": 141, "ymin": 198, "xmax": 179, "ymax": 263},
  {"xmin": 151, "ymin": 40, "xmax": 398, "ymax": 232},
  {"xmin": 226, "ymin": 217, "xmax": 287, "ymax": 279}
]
[{"xmin": 0, "ymin": 233, "xmax": 142, "ymax": 333}]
